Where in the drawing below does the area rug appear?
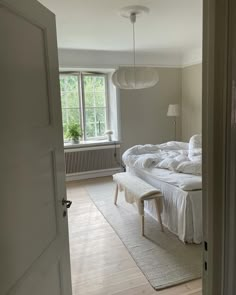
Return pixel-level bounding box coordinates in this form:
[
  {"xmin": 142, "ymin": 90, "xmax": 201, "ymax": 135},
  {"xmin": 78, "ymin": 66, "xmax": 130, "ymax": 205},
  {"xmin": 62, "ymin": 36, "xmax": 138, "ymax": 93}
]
[{"xmin": 85, "ymin": 177, "xmax": 202, "ymax": 290}]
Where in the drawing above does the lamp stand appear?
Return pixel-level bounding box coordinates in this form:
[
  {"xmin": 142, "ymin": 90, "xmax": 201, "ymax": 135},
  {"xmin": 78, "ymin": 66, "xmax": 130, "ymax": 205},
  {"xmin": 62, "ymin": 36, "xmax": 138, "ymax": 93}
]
[{"xmin": 173, "ymin": 117, "xmax": 177, "ymax": 140}]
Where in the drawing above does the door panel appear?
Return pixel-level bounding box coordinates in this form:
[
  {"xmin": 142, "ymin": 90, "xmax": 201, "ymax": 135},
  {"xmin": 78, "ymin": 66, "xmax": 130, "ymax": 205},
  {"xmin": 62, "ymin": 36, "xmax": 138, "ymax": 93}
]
[
  {"xmin": 0, "ymin": 1, "xmax": 72, "ymax": 294},
  {"xmin": 0, "ymin": 6, "xmax": 51, "ymax": 127},
  {"xmin": 3, "ymin": 150, "xmax": 58, "ymax": 291},
  {"xmin": 16, "ymin": 262, "xmax": 62, "ymax": 295}
]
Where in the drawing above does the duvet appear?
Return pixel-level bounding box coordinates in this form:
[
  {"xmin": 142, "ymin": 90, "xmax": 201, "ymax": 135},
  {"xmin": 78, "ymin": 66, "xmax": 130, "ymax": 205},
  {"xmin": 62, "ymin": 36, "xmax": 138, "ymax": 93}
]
[{"xmin": 122, "ymin": 139, "xmax": 202, "ymax": 176}]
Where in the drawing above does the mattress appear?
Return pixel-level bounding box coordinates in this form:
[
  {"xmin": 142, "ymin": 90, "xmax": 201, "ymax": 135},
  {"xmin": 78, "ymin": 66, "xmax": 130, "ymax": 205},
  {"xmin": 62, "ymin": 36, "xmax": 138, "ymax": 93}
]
[{"xmin": 128, "ymin": 167, "xmax": 202, "ymax": 244}]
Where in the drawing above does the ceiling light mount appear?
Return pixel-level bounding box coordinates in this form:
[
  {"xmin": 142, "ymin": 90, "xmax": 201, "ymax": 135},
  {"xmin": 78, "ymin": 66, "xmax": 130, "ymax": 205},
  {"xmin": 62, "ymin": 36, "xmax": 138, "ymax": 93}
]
[{"xmin": 119, "ymin": 5, "xmax": 149, "ymax": 19}]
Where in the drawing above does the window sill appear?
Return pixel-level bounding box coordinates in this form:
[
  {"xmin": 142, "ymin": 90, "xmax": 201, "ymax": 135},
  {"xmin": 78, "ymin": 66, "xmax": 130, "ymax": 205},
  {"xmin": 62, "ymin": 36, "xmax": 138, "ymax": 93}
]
[{"xmin": 64, "ymin": 139, "xmax": 120, "ymax": 150}]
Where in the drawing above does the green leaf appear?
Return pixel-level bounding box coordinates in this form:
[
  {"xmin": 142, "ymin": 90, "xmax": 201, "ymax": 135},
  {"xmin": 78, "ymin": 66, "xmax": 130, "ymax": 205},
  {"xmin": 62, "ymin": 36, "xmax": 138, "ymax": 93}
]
[{"xmin": 66, "ymin": 122, "xmax": 82, "ymax": 140}]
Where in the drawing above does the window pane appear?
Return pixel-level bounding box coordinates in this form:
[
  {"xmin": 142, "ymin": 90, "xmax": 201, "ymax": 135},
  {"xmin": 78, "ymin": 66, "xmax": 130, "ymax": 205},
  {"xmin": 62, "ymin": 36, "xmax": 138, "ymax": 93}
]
[
  {"xmin": 95, "ymin": 108, "xmax": 106, "ymax": 123},
  {"xmin": 86, "ymin": 123, "xmax": 96, "ymax": 138},
  {"xmin": 83, "ymin": 76, "xmax": 94, "ymax": 93},
  {"xmin": 85, "ymin": 108, "xmax": 95, "ymax": 124},
  {"xmin": 95, "ymin": 93, "xmax": 106, "ymax": 107},
  {"xmin": 60, "ymin": 75, "xmax": 78, "ymax": 92},
  {"xmin": 96, "ymin": 122, "xmax": 105, "ymax": 136},
  {"xmin": 60, "ymin": 75, "xmax": 81, "ymax": 141},
  {"xmin": 60, "ymin": 75, "xmax": 80, "ymax": 108},
  {"xmin": 83, "ymin": 75, "xmax": 107, "ymax": 139},
  {"xmin": 84, "ymin": 92, "xmax": 94, "ymax": 107},
  {"xmin": 94, "ymin": 76, "xmax": 105, "ymax": 92},
  {"xmin": 84, "ymin": 75, "xmax": 105, "ymax": 92},
  {"xmin": 67, "ymin": 108, "xmax": 80, "ymax": 124},
  {"xmin": 85, "ymin": 107, "xmax": 106, "ymax": 139},
  {"xmin": 83, "ymin": 75, "xmax": 106, "ymax": 108},
  {"xmin": 61, "ymin": 92, "xmax": 79, "ymax": 108}
]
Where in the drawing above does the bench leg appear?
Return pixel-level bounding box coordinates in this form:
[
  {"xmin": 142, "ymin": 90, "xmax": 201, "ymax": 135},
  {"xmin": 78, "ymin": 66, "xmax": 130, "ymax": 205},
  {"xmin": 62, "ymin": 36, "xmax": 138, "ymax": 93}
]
[
  {"xmin": 114, "ymin": 184, "xmax": 118, "ymax": 205},
  {"xmin": 155, "ymin": 199, "xmax": 164, "ymax": 232},
  {"xmin": 141, "ymin": 215, "xmax": 144, "ymax": 236}
]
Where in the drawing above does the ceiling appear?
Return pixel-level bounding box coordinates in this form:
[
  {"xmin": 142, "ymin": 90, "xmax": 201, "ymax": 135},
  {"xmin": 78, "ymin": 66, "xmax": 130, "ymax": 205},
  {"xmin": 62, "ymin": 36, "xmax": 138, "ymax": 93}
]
[{"xmin": 39, "ymin": 0, "xmax": 202, "ymax": 56}]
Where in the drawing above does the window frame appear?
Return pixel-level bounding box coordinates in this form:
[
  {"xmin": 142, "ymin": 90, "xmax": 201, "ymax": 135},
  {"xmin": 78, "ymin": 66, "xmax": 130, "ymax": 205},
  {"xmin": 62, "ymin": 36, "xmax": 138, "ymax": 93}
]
[{"xmin": 60, "ymin": 71, "xmax": 109, "ymax": 143}]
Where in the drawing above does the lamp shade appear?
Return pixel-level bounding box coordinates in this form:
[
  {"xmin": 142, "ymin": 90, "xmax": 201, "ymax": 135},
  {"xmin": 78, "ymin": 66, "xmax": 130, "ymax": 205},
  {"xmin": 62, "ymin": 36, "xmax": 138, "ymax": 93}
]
[
  {"xmin": 167, "ymin": 104, "xmax": 180, "ymax": 117},
  {"xmin": 112, "ymin": 67, "xmax": 159, "ymax": 90}
]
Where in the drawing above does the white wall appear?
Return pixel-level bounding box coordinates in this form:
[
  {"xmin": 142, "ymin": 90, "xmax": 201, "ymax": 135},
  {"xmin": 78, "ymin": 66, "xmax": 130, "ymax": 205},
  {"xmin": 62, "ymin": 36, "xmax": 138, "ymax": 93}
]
[
  {"xmin": 119, "ymin": 67, "xmax": 182, "ymax": 153},
  {"xmin": 181, "ymin": 63, "xmax": 202, "ymax": 141},
  {"xmin": 58, "ymin": 49, "xmax": 202, "ymax": 154},
  {"xmin": 58, "ymin": 49, "xmax": 182, "ymax": 69}
]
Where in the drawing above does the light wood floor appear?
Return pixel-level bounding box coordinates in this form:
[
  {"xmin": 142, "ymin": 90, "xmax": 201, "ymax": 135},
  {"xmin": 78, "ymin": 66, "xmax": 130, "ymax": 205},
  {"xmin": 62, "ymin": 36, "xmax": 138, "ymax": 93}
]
[{"xmin": 67, "ymin": 178, "xmax": 202, "ymax": 295}]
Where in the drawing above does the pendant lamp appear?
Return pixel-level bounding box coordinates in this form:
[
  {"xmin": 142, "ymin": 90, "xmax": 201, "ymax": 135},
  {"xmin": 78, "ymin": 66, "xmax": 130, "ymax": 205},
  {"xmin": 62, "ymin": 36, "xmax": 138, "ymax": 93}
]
[{"xmin": 112, "ymin": 6, "xmax": 159, "ymax": 90}]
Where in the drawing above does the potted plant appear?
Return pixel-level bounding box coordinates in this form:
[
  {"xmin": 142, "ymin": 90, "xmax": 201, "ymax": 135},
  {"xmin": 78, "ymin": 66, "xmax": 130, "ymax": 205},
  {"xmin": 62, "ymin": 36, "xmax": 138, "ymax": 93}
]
[{"xmin": 67, "ymin": 122, "xmax": 82, "ymax": 144}]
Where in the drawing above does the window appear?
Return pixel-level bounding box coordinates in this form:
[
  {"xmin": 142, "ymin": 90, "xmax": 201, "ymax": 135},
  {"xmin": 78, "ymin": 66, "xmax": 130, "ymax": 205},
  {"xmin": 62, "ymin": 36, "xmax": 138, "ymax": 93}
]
[{"xmin": 60, "ymin": 73, "xmax": 108, "ymax": 142}]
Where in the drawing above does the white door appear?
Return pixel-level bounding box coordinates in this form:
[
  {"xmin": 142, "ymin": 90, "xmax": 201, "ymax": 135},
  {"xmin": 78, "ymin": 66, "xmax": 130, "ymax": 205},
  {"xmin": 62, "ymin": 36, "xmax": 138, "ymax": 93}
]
[{"xmin": 0, "ymin": 0, "xmax": 72, "ymax": 294}]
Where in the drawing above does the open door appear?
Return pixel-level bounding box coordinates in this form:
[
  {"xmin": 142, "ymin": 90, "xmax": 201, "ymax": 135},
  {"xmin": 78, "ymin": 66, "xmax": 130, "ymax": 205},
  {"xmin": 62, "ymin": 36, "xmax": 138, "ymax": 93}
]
[{"xmin": 0, "ymin": 0, "xmax": 72, "ymax": 294}]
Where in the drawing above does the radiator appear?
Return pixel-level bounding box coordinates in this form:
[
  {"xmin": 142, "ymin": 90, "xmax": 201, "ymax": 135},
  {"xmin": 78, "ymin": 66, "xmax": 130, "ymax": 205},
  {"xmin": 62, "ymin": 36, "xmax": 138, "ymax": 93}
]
[{"xmin": 64, "ymin": 144, "xmax": 121, "ymax": 175}]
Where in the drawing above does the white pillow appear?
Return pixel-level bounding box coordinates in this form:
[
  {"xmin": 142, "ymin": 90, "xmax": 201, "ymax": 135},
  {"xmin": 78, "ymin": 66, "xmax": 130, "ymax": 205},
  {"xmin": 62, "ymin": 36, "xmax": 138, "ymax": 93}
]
[
  {"xmin": 189, "ymin": 134, "xmax": 202, "ymax": 161},
  {"xmin": 189, "ymin": 134, "xmax": 202, "ymax": 149},
  {"xmin": 176, "ymin": 161, "xmax": 202, "ymax": 175}
]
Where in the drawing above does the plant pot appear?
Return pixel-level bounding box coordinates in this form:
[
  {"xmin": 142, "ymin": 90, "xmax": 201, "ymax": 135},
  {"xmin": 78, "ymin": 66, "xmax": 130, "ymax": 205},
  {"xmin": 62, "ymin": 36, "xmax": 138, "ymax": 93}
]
[{"xmin": 71, "ymin": 138, "xmax": 79, "ymax": 144}]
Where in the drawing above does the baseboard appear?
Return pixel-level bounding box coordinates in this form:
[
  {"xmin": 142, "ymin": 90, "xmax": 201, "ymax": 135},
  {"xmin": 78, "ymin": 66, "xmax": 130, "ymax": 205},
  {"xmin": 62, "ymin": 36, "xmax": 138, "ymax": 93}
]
[{"xmin": 66, "ymin": 167, "xmax": 124, "ymax": 182}]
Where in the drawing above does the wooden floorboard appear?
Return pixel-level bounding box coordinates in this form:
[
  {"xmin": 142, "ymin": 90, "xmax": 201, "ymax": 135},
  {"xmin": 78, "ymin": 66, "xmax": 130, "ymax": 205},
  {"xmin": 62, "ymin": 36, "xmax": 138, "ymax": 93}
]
[{"xmin": 67, "ymin": 179, "xmax": 202, "ymax": 295}]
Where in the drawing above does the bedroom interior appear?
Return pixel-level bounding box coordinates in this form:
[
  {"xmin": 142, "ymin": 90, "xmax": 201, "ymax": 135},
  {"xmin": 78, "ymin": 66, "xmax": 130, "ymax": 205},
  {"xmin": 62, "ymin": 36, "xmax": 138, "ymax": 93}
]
[
  {"xmin": 36, "ymin": 0, "xmax": 203, "ymax": 294},
  {"xmin": 2, "ymin": 0, "xmax": 201, "ymax": 294},
  {"xmin": 4, "ymin": 0, "xmax": 236, "ymax": 294}
]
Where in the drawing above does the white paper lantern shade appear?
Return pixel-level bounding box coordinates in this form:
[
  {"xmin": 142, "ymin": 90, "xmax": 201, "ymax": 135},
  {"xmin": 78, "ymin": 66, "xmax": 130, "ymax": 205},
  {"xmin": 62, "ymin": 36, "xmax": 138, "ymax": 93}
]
[{"xmin": 112, "ymin": 67, "xmax": 159, "ymax": 90}]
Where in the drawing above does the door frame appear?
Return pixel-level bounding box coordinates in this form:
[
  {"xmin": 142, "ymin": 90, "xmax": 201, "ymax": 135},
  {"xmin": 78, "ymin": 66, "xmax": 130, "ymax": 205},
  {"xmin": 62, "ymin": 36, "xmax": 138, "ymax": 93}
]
[{"xmin": 203, "ymin": 0, "xmax": 236, "ymax": 294}]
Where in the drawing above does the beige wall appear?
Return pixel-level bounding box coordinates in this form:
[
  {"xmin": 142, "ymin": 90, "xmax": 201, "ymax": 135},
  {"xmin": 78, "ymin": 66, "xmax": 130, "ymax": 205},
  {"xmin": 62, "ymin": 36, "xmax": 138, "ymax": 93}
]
[
  {"xmin": 181, "ymin": 63, "xmax": 202, "ymax": 141},
  {"xmin": 120, "ymin": 67, "xmax": 182, "ymax": 153},
  {"xmin": 58, "ymin": 48, "xmax": 201, "ymax": 152}
]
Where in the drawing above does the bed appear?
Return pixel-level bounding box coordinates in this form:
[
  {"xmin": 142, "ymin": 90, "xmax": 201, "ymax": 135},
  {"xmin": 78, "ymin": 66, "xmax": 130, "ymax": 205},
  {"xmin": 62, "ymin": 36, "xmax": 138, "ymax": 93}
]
[{"xmin": 122, "ymin": 135, "xmax": 202, "ymax": 244}]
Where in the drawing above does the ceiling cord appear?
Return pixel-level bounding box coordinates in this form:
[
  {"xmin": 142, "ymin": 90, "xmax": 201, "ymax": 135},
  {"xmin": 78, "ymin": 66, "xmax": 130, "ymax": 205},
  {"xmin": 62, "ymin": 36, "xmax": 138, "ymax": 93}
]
[
  {"xmin": 133, "ymin": 20, "xmax": 136, "ymax": 68},
  {"xmin": 130, "ymin": 12, "xmax": 137, "ymax": 87}
]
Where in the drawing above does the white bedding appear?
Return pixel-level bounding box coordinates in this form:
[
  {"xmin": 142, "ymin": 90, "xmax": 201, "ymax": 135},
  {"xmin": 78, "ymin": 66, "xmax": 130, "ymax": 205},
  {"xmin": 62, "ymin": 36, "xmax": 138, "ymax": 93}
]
[
  {"xmin": 136, "ymin": 166, "xmax": 202, "ymax": 191},
  {"xmin": 123, "ymin": 136, "xmax": 202, "ymax": 244},
  {"xmin": 129, "ymin": 167, "xmax": 202, "ymax": 243},
  {"xmin": 122, "ymin": 140, "xmax": 202, "ymax": 175}
]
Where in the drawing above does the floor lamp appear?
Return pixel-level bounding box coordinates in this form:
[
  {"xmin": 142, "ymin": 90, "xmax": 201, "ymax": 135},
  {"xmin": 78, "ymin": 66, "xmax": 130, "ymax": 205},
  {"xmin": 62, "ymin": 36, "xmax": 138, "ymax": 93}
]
[{"xmin": 167, "ymin": 104, "xmax": 180, "ymax": 140}]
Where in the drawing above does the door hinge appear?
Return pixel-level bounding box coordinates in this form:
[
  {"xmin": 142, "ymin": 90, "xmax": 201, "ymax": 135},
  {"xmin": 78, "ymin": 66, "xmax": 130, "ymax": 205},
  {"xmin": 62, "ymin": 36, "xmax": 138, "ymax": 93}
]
[{"xmin": 204, "ymin": 240, "xmax": 208, "ymax": 272}]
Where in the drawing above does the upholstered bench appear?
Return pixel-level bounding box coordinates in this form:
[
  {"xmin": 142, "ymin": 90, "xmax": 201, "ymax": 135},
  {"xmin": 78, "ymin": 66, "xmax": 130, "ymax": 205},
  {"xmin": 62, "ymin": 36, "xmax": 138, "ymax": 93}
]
[{"xmin": 113, "ymin": 172, "xmax": 164, "ymax": 236}]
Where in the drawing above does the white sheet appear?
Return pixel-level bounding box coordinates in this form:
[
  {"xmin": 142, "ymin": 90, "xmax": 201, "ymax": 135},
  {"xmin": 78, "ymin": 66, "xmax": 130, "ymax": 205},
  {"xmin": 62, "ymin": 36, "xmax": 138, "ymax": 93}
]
[
  {"xmin": 128, "ymin": 167, "xmax": 202, "ymax": 244},
  {"xmin": 135, "ymin": 167, "xmax": 202, "ymax": 191}
]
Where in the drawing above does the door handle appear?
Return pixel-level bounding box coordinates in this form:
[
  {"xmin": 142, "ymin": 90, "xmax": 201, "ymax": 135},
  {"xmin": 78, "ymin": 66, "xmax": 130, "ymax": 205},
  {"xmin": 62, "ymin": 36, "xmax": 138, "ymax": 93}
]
[{"xmin": 62, "ymin": 198, "xmax": 72, "ymax": 209}]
